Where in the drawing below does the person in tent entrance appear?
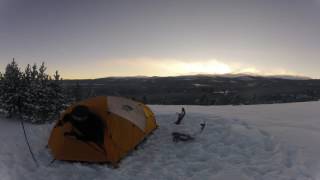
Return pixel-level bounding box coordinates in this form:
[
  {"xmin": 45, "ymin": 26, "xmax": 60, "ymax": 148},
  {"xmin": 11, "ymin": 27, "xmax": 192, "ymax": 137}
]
[
  {"xmin": 175, "ymin": 107, "xmax": 186, "ymax": 125},
  {"xmin": 57, "ymin": 105, "xmax": 105, "ymax": 148}
]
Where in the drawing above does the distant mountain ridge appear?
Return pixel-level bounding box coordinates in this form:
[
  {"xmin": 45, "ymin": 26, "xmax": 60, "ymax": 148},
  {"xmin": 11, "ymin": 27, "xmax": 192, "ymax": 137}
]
[
  {"xmin": 90, "ymin": 73, "xmax": 312, "ymax": 81},
  {"xmin": 64, "ymin": 74, "xmax": 320, "ymax": 106}
]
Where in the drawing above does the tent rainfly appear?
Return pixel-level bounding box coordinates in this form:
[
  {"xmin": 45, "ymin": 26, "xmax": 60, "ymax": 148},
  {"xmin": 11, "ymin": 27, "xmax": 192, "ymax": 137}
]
[{"xmin": 48, "ymin": 96, "xmax": 157, "ymax": 166}]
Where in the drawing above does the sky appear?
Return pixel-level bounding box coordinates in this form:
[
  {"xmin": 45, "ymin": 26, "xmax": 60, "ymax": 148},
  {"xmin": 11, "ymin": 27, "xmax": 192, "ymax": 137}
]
[{"xmin": 0, "ymin": 0, "xmax": 320, "ymax": 79}]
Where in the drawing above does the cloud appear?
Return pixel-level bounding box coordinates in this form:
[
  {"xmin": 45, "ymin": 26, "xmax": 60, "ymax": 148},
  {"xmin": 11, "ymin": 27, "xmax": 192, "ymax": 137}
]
[
  {"xmin": 151, "ymin": 59, "xmax": 233, "ymax": 75},
  {"xmin": 234, "ymin": 67, "xmax": 261, "ymax": 74},
  {"xmin": 231, "ymin": 62, "xmax": 301, "ymax": 77},
  {"xmin": 97, "ymin": 58, "xmax": 233, "ymax": 77},
  {"xmin": 64, "ymin": 57, "xmax": 301, "ymax": 79}
]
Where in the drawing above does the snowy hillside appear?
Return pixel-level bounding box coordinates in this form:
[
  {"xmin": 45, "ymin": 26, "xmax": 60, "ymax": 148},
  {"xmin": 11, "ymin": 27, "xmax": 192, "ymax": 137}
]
[{"xmin": 1, "ymin": 101, "xmax": 320, "ymax": 180}]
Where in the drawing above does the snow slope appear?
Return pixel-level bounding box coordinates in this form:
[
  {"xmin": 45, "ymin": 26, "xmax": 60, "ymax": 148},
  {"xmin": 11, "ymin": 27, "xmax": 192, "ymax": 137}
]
[{"xmin": 1, "ymin": 101, "xmax": 320, "ymax": 180}]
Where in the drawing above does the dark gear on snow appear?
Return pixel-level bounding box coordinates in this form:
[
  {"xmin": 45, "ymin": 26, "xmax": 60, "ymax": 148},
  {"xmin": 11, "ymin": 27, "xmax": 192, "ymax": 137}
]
[
  {"xmin": 172, "ymin": 121, "xmax": 206, "ymax": 143},
  {"xmin": 175, "ymin": 107, "xmax": 186, "ymax": 125},
  {"xmin": 172, "ymin": 132, "xmax": 194, "ymax": 142},
  {"xmin": 200, "ymin": 121, "xmax": 206, "ymax": 132}
]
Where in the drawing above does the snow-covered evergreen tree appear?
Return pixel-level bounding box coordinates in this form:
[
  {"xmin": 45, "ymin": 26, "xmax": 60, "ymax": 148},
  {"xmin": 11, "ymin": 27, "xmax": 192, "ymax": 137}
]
[
  {"xmin": 0, "ymin": 60, "xmax": 68, "ymax": 123},
  {"xmin": 52, "ymin": 70, "xmax": 66, "ymax": 111},
  {"xmin": 20, "ymin": 64, "xmax": 33, "ymax": 119},
  {"xmin": 27, "ymin": 63, "xmax": 66, "ymax": 123},
  {"xmin": 44, "ymin": 70, "xmax": 66, "ymax": 122},
  {"xmin": 0, "ymin": 59, "xmax": 23, "ymax": 117},
  {"xmin": 0, "ymin": 72, "xmax": 4, "ymax": 112},
  {"xmin": 31, "ymin": 62, "xmax": 50, "ymax": 122}
]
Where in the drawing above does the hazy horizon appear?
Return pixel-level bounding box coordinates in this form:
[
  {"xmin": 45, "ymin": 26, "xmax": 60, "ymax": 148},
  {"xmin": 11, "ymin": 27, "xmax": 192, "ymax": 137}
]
[
  {"xmin": 42, "ymin": 70, "xmax": 316, "ymax": 80},
  {"xmin": 0, "ymin": 58, "xmax": 315, "ymax": 80},
  {"xmin": 1, "ymin": 0, "xmax": 320, "ymax": 79}
]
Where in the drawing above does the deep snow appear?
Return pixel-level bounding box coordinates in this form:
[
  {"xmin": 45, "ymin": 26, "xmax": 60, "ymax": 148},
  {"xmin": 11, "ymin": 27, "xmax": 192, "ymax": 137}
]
[{"xmin": 1, "ymin": 101, "xmax": 320, "ymax": 180}]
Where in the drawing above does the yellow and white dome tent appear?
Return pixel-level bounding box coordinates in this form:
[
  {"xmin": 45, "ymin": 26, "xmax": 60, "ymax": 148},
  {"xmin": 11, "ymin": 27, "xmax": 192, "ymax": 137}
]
[{"xmin": 48, "ymin": 96, "xmax": 157, "ymax": 166}]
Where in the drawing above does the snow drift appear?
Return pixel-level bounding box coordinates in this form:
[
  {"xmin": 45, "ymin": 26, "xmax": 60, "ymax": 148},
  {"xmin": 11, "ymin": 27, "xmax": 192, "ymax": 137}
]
[{"xmin": 1, "ymin": 101, "xmax": 320, "ymax": 180}]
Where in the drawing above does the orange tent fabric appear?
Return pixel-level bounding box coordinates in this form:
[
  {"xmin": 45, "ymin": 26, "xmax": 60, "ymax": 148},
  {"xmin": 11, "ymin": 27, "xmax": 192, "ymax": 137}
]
[{"xmin": 48, "ymin": 96, "xmax": 157, "ymax": 165}]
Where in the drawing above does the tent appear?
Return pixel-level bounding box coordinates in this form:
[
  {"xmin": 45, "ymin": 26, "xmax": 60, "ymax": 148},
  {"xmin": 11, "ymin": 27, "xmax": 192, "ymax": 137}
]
[{"xmin": 48, "ymin": 96, "xmax": 157, "ymax": 166}]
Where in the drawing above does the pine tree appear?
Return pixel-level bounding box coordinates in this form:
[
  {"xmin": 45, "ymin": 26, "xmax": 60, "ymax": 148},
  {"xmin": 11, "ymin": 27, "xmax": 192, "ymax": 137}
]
[
  {"xmin": 0, "ymin": 60, "xmax": 69, "ymax": 123},
  {"xmin": 20, "ymin": 64, "xmax": 33, "ymax": 119},
  {"xmin": 0, "ymin": 72, "xmax": 3, "ymax": 111},
  {"xmin": 31, "ymin": 64, "xmax": 38, "ymax": 81},
  {"xmin": 48, "ymin": 70, "xmax": 66, "ymax": 118},
  {"xmin": 0, "ymin": 59, "xmax": 23, "ymax": 117},
  {"xmin": 32, "ymin": 62, "xmax": 49, "ymax": 121},
  {"xmin": 30, "ymin": 62, "xmax": 57, "ymax": 122}
]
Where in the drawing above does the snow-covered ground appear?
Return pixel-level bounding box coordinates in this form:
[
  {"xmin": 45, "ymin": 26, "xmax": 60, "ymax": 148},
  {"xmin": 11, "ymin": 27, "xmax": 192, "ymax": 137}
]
[{"xmin": 1, "ymin": 101, "xmax": 320, "ymax": 180}]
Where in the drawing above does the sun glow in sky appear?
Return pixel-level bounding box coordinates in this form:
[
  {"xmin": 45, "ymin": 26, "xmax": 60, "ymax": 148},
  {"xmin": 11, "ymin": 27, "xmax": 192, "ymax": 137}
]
[
  {"xmin": 55, "ymin": 58, "xmax": 301, "ymax": 79},
  {"xmin": 179, "ymin": 60, "xmax": 232, "ymax": 75},
  {"xmin": 1, "ymin": 0, "xmax": 320, "ymax": 79}
]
